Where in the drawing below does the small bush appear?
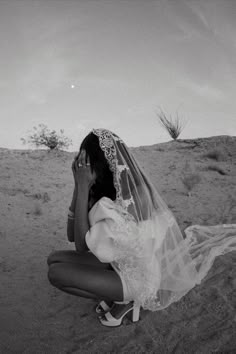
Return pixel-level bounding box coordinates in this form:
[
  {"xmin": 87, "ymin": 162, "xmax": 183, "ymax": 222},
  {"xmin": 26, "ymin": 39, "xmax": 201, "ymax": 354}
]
[
  {"xmin": 156, "ymin": 109, "xmax": 186, "ymax": 140},
  {"xmin": 33, "ymin": 192, "xmax": 50, "ymax": 202},
  {"xmin": 217, "ymin": 195, "xmax": 236, "ymax": 223},
  {"xmin": 21, "ymin": 124, "xmax": 72, "ymax": 150},
  {"xmin": 199, "ymin": 194, "xmax": 236, "ymax": 224},
  {"xmin": 22, "ymin": 188, "xmax": 30, "ymax": 195},
  {"xmin": 0, "ymin": 231, "xmax": 6, "ymax": 240},
  {"xmin": 206, "ymin": 164, "xmax": 227, "ymax": 175},
  {"xmin": 203, "ymin": 149, "xmax": 224, "ymax": 161},
  {"xmin": 43, "ymin": 192, "xmax": 50, "ymax": 202},
  {"xmin": 181, "ymin": 173, "xmax": 201, "ymax": 196},
  {"xmin": 181, "ymin": 161, "xmax": 201, "ymax": 196},
  {"xmin": 33, "ymin": 202, "xmax": 42, "ymax": 216}
]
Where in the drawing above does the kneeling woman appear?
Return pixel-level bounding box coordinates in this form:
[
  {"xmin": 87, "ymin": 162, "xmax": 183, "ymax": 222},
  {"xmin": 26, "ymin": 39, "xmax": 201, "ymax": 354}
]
[{"xmin": 47, "ymin": 129, "xmax": 235, "ymax": 327}]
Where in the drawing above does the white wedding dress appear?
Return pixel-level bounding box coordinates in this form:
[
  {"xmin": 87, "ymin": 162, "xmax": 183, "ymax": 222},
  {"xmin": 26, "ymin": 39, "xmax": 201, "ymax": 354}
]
[
  {"xmin": 83, "ymin": 128, "xmax": 236, "ymax": 311},
  {"xmin": 85, "ymin": 196, "xmax": 236, "ymax": 311}
]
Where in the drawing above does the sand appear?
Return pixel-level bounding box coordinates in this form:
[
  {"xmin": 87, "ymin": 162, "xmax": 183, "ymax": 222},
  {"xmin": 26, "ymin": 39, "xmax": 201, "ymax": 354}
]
[{"xmin": 0, "ymin": 135, "xmax": 235, "ymax": 353}]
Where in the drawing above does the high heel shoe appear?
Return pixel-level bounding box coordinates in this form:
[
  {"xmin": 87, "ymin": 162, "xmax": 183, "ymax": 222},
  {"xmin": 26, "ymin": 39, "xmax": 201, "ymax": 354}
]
[
  {"xmin": 98, "ymin": 301, "xmax": 140, "ymax": 327},
  {"xmin": 95, "ymin": 300, "xmax": 113, "ymax": 314}
]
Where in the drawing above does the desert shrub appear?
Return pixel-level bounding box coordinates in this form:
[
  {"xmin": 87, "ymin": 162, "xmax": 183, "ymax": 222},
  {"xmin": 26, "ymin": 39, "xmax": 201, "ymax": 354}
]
[
  {"xmin": 203, "ymin": 149, "xmax": 224, "ymax": 161},
  {"xmin": 156, "ymin": 109, "xmax": 186, "ymax": 140},
  {"xmin": 199, "ymin": 194, "xmax": 236, "ymax": 224},
  {"xmin": 216, "ymin": 195, "xmax": 236, "ymax": 223},
  {"xmin": 33, "ymin": 202, "xmax": 42, "ymax": 216},
  {"xmin": 0, "ymin": 231, "xmax": 6, "ymax": 240},
  {"xmin": 33, "ymin": 192, "xmax": 50, "ymax": 202},
  {"xmin": 21, "ymin": 124, "xmax": 72, "ymax": 150},
  {"xmin": 205, "ymin": 164, "xmax": 227, "ymax": 175},
  {"xmin": 181, "ymin": 161, "xmax": 201, "ymax": 196},
  {"xmin": 181, "ymin": 173, "xmax": 201, "ymax": 196}
]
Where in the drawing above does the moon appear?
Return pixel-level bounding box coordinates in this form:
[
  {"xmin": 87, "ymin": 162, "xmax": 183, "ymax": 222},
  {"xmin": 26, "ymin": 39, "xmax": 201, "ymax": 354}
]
[{"xmin": 71, "ymin": 84, "xmax": 75, "ymax": 89}]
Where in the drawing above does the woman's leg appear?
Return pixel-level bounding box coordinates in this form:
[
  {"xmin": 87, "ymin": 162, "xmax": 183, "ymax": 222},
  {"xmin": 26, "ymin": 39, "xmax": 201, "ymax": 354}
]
[
  {"xmin": 47, "ymin": 250, "xmax": 112, "ymax": 270},
  {"xmin": 48, "ymin": 262, "xmax": 123, "ymax": 302}
]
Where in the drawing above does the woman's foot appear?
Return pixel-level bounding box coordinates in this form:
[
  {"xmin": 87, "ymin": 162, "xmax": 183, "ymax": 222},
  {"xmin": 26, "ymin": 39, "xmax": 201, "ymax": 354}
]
[
  {"xmin": 98, "ymin": 301, "xmax": 140, "ymax": 327},
  {"xmin": 108, "ymin": 302, "xmax": 133, "ymax": 318},
  {"xmin": 95, "ymin": 300, "xmax": 114, "ymax": 314}
]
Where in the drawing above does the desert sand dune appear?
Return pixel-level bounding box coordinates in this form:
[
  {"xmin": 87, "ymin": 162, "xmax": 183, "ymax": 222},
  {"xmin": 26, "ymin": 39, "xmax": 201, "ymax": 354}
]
[{"xmin": 0, "ymin": 135, "xmax": 235, "ymax": 353}]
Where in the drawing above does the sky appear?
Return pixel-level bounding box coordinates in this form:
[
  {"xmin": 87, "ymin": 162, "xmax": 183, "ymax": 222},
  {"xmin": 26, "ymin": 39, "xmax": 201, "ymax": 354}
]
[{"xmin": 0, "ymin": 0, "xmax": 235, "ymax": 151}]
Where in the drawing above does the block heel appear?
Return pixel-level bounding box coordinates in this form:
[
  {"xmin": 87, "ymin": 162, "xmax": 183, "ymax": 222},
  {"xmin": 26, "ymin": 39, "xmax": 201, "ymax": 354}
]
[
  {"xmin": 98, "ymin": 301, "xmax": 140, "ymax": 327},
  {"xmin": 132, "ymin": 304, "xmax": 140, "ymax": 322}
]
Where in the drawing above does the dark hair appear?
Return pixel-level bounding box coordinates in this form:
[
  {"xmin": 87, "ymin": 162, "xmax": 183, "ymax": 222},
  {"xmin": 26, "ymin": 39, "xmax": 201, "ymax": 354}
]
[{"xmin": 79, "ymin": 132, "xmax": 116, "ymax": 204}]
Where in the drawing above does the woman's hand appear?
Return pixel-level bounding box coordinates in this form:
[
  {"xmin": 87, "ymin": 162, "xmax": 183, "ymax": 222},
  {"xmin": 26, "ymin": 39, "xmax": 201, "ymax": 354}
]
[
  {"xmin": 72, "ymin": 149, "xmax": 86, "ymax": 186},
  {"xmin": 74, "ymin": 150, "xmax": 96, "ymax": 189}
]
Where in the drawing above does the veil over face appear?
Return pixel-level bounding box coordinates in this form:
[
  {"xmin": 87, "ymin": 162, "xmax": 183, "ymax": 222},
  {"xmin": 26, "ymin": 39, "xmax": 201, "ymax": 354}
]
[{"xmin": 92, "ymin": 128, "xmax": 236, "ymax": 311}]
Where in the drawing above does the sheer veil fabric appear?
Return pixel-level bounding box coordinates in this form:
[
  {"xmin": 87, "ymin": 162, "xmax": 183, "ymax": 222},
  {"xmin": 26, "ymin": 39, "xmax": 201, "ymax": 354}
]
[{"xmin": 92, "ymin": 129, "xmax": 236, "ymax": 311}]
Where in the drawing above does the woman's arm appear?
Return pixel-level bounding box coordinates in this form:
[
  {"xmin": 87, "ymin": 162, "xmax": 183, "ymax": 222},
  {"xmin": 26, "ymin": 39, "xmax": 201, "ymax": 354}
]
[
  {"xmin": 74, "ymin": 184, "xmax": 90, "ymax": 252},
  {"xmin": 69, "ymin": 186, "xmax": 77, "ymax": 213},
  {"xmin": 67, "ymin": 154, "xmax": 80, "ymax": 243},
  {"xmin": 67, "ymin": 186, "xmax": 77, "ymax": 242},
  {"xmin": 70, "ymin": 150, "xmax": 95, "ymax": 251}
]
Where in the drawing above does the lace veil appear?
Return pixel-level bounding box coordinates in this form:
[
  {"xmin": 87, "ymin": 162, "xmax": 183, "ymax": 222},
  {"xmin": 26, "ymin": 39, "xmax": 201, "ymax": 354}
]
[{"xmin": 92, "ymin": 128, "xmax": 236, "ymax": 311}]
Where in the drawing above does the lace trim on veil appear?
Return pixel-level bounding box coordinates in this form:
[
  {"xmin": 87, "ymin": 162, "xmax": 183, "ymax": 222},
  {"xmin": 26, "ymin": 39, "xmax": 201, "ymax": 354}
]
[{"xmin": 92, "ymin": 129, "xmax": 135, "ymax": 220}]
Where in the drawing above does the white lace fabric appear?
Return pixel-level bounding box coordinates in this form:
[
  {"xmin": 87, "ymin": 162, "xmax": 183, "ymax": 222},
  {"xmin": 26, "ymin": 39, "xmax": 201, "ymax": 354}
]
[{"xmin": 91, "ymin": 129, "xmax": 236, "ymax": 311}]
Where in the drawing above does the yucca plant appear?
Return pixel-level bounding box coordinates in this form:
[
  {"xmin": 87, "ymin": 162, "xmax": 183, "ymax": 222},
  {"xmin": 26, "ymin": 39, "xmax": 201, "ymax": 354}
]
[{"xmin": 156, "ymin": 109, "xmax": 186, "ymax": 140}]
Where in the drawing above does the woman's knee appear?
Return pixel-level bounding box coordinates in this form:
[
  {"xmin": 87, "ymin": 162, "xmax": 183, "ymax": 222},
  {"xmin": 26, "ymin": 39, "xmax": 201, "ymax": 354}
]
[
  {"xmin": 47, "ymin": 250, "xmax": 85, "ymax": 266},
  {"xmin": 48, "ymin": 263, "xmax": 63, "ymax": 288},
  {"xmin": 47, "ymin": 251, "xmax": 56, "ymax": 266},
  {"xmin": 47, "ymin": 250, "xmax": 66, "ymax": 266}
]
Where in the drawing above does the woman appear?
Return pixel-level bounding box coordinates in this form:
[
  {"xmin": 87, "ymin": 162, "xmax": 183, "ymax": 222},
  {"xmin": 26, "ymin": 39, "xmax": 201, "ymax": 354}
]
[{"xmin": 47, "ymin": 128, "xmax": 236, "ymax": 327}]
